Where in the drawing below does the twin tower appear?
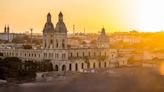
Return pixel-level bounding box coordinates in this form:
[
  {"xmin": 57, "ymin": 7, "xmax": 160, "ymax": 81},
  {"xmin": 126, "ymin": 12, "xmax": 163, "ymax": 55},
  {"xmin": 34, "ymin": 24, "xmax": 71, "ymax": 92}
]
[
  {"xmin": 43, "ymin": 12, "xmax": 67, "ymax": 49},
  {"xmin": 43, "ymin": 12, "xmax": 109, "ymax": 50}
]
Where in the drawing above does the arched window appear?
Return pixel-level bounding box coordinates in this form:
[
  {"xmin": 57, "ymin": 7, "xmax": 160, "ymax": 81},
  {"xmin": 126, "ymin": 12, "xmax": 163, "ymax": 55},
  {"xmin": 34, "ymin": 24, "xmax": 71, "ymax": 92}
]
[
  {"xmin": 75, "ymin": 63, "xmax": 78, "ymax": 71},
  {"xmin": 87, "ymin": 63, "xmax": 90, "ymax": 69},
  {"xmin": 104, "ymin": 62, "xmax": 107, "ymax": 68},
  {"xmin": 56, "ymin": 39, "xmax": 58, "ymax": 48},
  {"xmin": 69, "ymin": 64, "xmax": 72, "ymax": 71},
  {"xmin": 55, "ymin": 65, "xmax": 59, "ymax": 71},
  {"xmin": 50, "ymin": 39, "xmax": 53, "ymax": 44},
  {"xmin": 93, "ymin": 63, "xmax": 96, "ymax": 68},
  {"xmin": 62, "ymin": 65, "xmax": 66, "ymax": 71},
  {"xmin": 0, "ymin": 52, "xmax": 3, "ymax": 56},
  {"xmin": 81, "ymin": 63, "xmax": 84, "ymax": 69}
]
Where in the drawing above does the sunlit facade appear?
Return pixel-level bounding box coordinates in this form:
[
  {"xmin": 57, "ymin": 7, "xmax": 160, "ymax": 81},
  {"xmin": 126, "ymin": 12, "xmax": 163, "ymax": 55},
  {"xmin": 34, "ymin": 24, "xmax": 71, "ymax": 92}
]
[{"xmin": 0, "ymin": 12, "xmax": 128, "ymax": 72}]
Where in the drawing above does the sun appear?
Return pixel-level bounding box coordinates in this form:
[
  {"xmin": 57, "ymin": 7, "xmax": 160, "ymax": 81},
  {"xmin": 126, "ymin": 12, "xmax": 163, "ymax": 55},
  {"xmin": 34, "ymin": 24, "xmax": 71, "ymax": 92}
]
[{"xmin": 136, "ymin": 0, "xmax": 164, "ymax": 32}]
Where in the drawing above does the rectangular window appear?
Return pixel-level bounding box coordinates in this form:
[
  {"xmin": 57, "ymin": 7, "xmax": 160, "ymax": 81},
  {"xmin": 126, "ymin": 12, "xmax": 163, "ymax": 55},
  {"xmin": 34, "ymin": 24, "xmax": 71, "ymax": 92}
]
[
  {"xmin": 70, "ymin": 53, "xmax": 73, "ymax": 57},
  {"xmin": 55, "ymin": 53, "xmax": 59, "ymax": 59},
  {"xmin": 77, "ymin": 52, "xmax": 78, "ymax": 57},
  {"xmin": 62, "ymin": 53, "xmax": 66, "ymax": 59},
  {"xmin": 44, "ymin": 53, "xmax": 47, "ymax": 58},
  {"xmin": 83, "ymin": 52, "xmax": 85, "ymax": 57},
  {"xmin": 49, "ymin": 53, "xmax": 53, "ymax": 58}
]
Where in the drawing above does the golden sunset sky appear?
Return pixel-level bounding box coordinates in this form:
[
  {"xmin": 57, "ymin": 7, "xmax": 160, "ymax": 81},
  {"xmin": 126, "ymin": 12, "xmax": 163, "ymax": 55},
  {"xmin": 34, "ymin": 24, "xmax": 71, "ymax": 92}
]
[{"xmin": 0, "ymin": 0, "xmax": 164, "ymax": 33}]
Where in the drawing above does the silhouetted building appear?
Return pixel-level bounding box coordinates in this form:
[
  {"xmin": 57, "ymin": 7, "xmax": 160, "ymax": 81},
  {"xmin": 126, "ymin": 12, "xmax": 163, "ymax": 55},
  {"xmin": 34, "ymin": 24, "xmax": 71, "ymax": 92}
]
[{"xmin": 97, "ymin": 28, "xmax": 109, "ymax": 48}]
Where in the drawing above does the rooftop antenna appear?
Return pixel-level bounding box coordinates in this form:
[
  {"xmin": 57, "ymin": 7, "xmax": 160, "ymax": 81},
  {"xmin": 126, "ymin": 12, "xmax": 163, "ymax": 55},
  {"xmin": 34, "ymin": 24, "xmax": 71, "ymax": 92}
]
[
  {"xmin": 84, "ymin": 28, "xmax": 85, "ymax": 34},
  {"xmin": 73, "ymin": 25, "xmax": 75, "ymax": 35},
  {"xmin": 30, "ymin": 28, "xmax": 33, "ymax": 44}
]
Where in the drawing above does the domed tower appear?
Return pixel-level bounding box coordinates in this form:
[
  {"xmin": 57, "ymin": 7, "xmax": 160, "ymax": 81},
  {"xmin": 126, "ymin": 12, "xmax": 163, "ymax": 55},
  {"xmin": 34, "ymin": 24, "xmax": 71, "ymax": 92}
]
[
  {"xmin": 43, "ymin": 13, "xmax": 55, "ymax": 49},
  {"xmin": 7, "ymin": 25, "xmax": 10, "ymax": 33},
  {"xmin": 54, "ymin": 12, "xmax": 68, "ymax": 49},
  {"xmin": 58, "ymin": 12, "xmax": 63, "ymax": 22},
  {"xmin": 97, "ymin": 28, "xmax": 109, "ymax": 48},
  {"xmin": 4, "ymin": 25, "xmax": 7, "ymax": 33}
]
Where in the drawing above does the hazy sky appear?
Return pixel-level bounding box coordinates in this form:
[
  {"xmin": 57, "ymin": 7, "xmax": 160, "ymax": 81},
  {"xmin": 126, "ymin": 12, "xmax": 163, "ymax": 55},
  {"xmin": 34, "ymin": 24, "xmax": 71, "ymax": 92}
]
[{"xmin": 0, "ymin": 0, "xmax": 164, "ymax": 33}]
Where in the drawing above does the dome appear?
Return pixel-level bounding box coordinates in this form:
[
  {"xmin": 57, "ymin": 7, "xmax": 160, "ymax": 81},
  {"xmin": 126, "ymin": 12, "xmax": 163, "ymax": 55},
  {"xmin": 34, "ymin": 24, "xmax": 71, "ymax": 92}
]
[
  {"xmin": 97, "ymin": 28, "xmax": 109, "ymax": 42},
  {"xmin": 43, "ymin": 13, "xmax": 55, "ymax": 33},
  {"xmin": 47, "ymin": 12, "xmax": 51, "ymax": 16},
  {"xmin": 54, "ymin": 12, "xmax": 67, "ymax": 33},
  {"xmin": 55, "ymin": 22, "xmax": 67, "ymax": 32},
  {"xmin": 43, "ymin": 22, "xmax": 55, "ymax": 33}
]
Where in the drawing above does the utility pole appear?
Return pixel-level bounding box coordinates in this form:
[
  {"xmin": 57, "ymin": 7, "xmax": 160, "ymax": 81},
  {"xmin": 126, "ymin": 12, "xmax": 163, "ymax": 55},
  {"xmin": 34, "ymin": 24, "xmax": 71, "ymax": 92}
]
[{"xmin": 73, "ymin": 25, "xmax": 75, "ymax": 35}]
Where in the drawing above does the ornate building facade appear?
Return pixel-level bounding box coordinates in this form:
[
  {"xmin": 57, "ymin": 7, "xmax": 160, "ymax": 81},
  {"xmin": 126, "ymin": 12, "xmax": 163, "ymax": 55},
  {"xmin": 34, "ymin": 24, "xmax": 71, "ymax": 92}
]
[{"xmin": 0, "ymin": 12, "xmax": 127, "ymax": 72}]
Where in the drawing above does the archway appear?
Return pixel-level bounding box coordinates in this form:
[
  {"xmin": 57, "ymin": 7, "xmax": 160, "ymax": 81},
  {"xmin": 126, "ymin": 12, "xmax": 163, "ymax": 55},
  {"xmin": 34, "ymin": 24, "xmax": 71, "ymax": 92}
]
[
  {"xmin": 54, "ymin": 65, "xmax": 59, "ymax": 71},
  {"xmin": 75, "ymin": 63, "xmax": 78, "ymax": 71},
  {"xmin": 0, "ymin": 52, "xmax": 3, "ymax": 56},
  {"xmin": 87, "ymin": 62, "xmax": 90, "ymax": 69},
  {"xmin": 81, "ymin": 63, "xmax": 84, "ymax": 69},
  {"xmin": 69, "ymin": 63, "xmax": 72, "ymax": 71},
  {"xmin": 62, "ymin": 65, "xmax": 66, "ymax": 71},
  {"xmin": 93, "ymin": 62, "xmax": 96, "ymax": 69},
  {"xmin": 104, "ymin": 62, "xmax": 107, "ymax": 68}
]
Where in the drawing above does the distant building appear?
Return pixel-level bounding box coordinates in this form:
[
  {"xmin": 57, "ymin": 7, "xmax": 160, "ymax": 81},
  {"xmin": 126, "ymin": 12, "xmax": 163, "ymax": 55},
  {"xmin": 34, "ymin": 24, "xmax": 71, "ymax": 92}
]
[
  {"xmin": 0, "ymin": 25, "xmax": 11, "ymax": 42},
  {"xmin": 110, "ymin": 32, "xmax": 141, "ymax": 44},
  {"xmin": 0, "ymin": 25, "xmax": 25, "ymax": 42}
]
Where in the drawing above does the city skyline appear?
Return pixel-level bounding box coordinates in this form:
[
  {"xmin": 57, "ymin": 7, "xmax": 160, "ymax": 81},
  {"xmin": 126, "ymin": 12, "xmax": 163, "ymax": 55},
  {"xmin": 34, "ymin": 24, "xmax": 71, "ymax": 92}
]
[
  {"xmin": 1, "ymin": 0, "xmax": 164, "ymax": 33},
  {"xmin": 1, "ymin": 1, "xmax": 164, "ymax": 91}
]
